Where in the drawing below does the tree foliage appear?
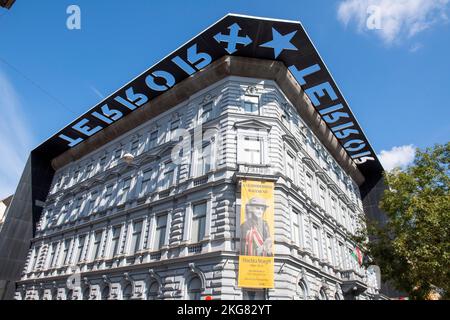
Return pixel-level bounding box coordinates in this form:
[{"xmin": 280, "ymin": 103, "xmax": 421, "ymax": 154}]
[{"xmin": 364, "ymin": 143, "xmax": 449, "ymax": 300}]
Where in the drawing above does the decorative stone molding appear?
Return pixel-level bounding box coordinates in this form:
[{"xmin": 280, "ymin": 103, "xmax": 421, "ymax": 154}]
[
  {"xmin": 245, "ymin": 85, "xmax": 258, "ymax": 95},
  {"xmin": 179, "ymin": 262, "xmax": 207, "ymax": 295},
  {"xmin": 202, "ymin": 94, "xmax": 213, "ymax": 104},
  {"xmin": 146, "ymin": 268, "xmax": 164, "ymax": 297}
]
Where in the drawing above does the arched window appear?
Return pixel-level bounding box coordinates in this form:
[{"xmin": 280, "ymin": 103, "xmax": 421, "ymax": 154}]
[
  {"xmin": 298, "ymin": 281, "xmax": 308, "ymax": 300},
  {"xmin": 147, "ymin": 281, "xmax": 159, "ymax": 300},
  {"xmin": 51, "ymin": 288, "xmax": 58, "ymax": 300},
  {"xmin": 102, "ymin": 286, "xmax": 110, "ymax": 300},
  {"xmin": 187, "ymin": 276, "xmax": 202, "ymax": 300},
  {"xmin": 82, "ymin": 287, "xmax": 90, "ymax": 300},
  {"xmin": 122, "ymin": 284, "xmax": 132, "ymax": 300},
  {"xmin": 318, "ymin": 288, "xmax": 328, "ymax": 300},
  {"xmin": 36, "ymin": 288, "xmax": 43, "ymax": 300}
]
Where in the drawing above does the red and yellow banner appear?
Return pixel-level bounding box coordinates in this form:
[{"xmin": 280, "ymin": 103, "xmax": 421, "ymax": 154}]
[{"xmin": 238, "ymin": 180, "xmax": 274, "ymax": 289}]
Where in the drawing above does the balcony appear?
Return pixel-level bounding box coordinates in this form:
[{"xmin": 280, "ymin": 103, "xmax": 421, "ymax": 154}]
[{"xmin": 340, "ymin": 270, "xmax": 368, "ymax": 300}]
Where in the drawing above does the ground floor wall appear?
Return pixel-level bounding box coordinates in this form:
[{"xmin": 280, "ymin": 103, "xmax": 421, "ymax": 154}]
[{"xmin": 15, "ymin": 252, "xmax": 378, "ymax": 300}]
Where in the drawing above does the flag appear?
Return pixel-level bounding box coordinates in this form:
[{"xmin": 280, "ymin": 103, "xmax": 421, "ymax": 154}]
[{"xmin": 351, "ymin": 247, "xmax": 363, "ymax": 266}]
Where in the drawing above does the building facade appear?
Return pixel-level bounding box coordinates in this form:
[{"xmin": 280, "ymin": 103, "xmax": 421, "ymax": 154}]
[
  {"xmin": 0, "ymin": 196, "xmax": 12, "ymax": 231},
  {"xmin": 15, "ymin": 73, "xmax": 380, "ymax": 300},
  {"xmin": 0, "ymin": 14, "xmax": 388, "ymax": 300}
]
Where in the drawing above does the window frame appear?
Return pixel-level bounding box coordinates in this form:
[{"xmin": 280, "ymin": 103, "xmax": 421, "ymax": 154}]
[
  {"xmin": 243, "ymin": 95, "xmax": 260, "ymax": 115},
  {"xmin": 191, "ymin": 202, "xmax": 207, "ymax": 243}
]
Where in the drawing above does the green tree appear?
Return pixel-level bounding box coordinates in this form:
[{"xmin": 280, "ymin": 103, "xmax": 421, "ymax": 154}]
[{"xmin": 364, "ymin": 143, "xmax": 449, "ymax": 300}]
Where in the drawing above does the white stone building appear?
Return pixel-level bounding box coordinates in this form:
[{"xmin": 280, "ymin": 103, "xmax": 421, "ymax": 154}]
[
  {"xmin": 15, "ymin": 70, "xmax": 379, "ymax": 300},
  {"xmin": 2, "ymin": 15, "xmax": 389, "ymax": 300}
]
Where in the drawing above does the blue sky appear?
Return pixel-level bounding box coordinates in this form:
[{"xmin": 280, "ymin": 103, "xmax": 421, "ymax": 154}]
[{"xmin": 0, "ymin": 0, "xmax": 449, "ymax": 198}]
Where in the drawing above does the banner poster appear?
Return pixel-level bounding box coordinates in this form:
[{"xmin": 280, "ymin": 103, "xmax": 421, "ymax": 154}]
[{"xmin": 238, "ymin": 180, "xmax": 275, "ymax": 289}]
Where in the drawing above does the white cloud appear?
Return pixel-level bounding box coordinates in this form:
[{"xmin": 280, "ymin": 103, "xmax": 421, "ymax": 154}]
[
  {"xmin": 377, "ymin": 145, "xmax": 416, "ymax": 171},
  {"xmin": 0, "ymin": 69, "xmax": 34, "ymax": 199},
  {"xmin": 409, "ymin": 42, "xmax": 424, "ymax": 52},
  {"xmin": 337, "ymin": 0, "xmax": 450, "ymax": 44}
]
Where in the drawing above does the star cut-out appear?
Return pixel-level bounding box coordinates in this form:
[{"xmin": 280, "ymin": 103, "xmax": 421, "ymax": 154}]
[{"xmin": 260, "ymin": 27, "xmax": 298, "ymax": 58}]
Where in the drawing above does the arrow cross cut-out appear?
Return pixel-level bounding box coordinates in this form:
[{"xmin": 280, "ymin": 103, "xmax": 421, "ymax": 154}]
[{"xmin": 213, "ymin": 23, "xmax": 252, "ymax": 54}]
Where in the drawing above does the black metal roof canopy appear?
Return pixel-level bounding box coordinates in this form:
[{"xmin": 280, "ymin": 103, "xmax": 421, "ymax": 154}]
[
  {"xmin": 33, "ymin": 14, "xmax": 383, "ymax": 181},
  {"xmin": 0, "ymin": 0, "xmax": 15, "ymax": 9}
]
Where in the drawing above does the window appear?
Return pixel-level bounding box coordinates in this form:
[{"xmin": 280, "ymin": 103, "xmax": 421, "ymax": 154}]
[
  {"xmin": 54, "ymin": 176, "xmax": 62, "ymax": 191},
  {"xmin": 119, "ymin": 178, "xmax": 132, "ymax": 204},
  {"xmin": 196, "ymin": 143, "xmax": 211, "ymax": 176},
  {"xmin": 298, "ymin": 281, "xmax": 308, "ymax": 300},
  {"xmin": 281, "ymin": 106, "xmax": 291, "ymax": 126},
  {"xmin": 243, "ymin": 95, "xmax": 259, "ymax": 114},
  {"xmin": 312, "ymin": 225, "xmax": 320, "ymax": 258},
  {"xmin": 319, "ymin": 288, "xmax": 328, "ymax": 300},
  {"xmin": 102, "ymin": 185, "xmax": 114, "ymax": 208},
  {"xmin": 191, "ymin": 203, "xmax": 207, "ymax": 243},
  {"xmin": 40, "ymin": 209, "xmax": 52, "ymax": 230},
  {"xmin": 47, "ymin": 209, "xmax": 58, "ymax": 228},
  {"xmin": 48, "ymin": 243, "xmax": 57, "ymax": 268},
  {"xmin": 86, "ymin": 191, "xmax": 98, "ymax": 216},
  {"xmin": 154, "ymin": 215, "xmax": 167, "ymax": 250},
  {"xmin": 338, "ymin": 242, "xmax": 344, "ymax": 269},
  {"xmin": 92, "ymin": 231, "xmax": 103, "ymax": 260},
  {"xmin": 99, "ymin": 155, "xmax": 107, "ymax": 168},
  {"xmin": 350, "ymin": 212, "xmax": 356, "ymax": 234},
  {"xmin": 163, "ymin": 162, "xmax": 174, "ymax": 189},
  {"xmin": 326, "ymin": 234, "xmax": 333, "ymax": 264},
  {"xmin": 86, "ymin": 163, "xmax": 94, "ymax": 178},
  {"xmin": 147, "ymin": 282, "xmax": 159, "ymax": 300},
  {"xmin": 201, "ymin": 101, "xmax": 213, "ymax": 123},
  {"xmin": 110, "ymin": 226, "xmax": 122, "ymax": 258},
  {"xmin": 75, "ymin": 235, "xmax": 86, "ymax": 263},
  {"xmin": 286, "ymin": 152, "xmax": 295, "ymax": 180},
  {"xmin": 149, "ymin": 130, "xmax": 158, "ymax": 148},
  {"xmin": 113, "ymin": 149, "xmax": 122, "ymax": 161},
  {"xmin": 130, "ymin": 139, "xmax": 140, "ymax": 155},
  {"xmin": 319, "ymin": 186, "xmax": 326, "ymax": 209},
  {"xmin": 140, "ymin": 169, "xmax": 153, "ymax": 196},
  {"xmin": 122, "ymin": 284, "xmax": 132, "ymax": 300},
  {"xmin": 341, "ymin": 246, "xmax": 348, "ymax": 270},
  {"xmin": 82, "ymin": 287, "xmax": 90, "ymax": 300},
  {"xmin": 242, "ymin": 136, "xmax": 262, "ymax": 164},
  {"xmin": 130, "ymin": 220, "xmax": 143, "ymax": 254},
  {"xmin": 30, "ymin": 247, "xmax": 40, "ymax": 271},
  {"xmin": 341, "ymin": 206, "xmax": 347, "ymax": 228},
  {"xmin": 187, "ymin": 277, "xmax": 202, "ymax": 300},
  {"xmin": 305, "ymin": 173, "xmax": 313, "ymax": 199},
  {"xmin": 102, "ymin": 286, "xmax": 110, "ymax": 300},
  {"xmin": 291, "ymin": 210, "xmax": 300, "ymax": 247},
  {"xmin": 72, "ymin": 197, "xmax": 83, "ymax": 220},
  {"xmin": 331, "ymin": 197, "xmax": 337, "ymax": 220},
  {"xmin": 62, "ymin": 239, "xmax": 72, "ymax": 265},
  {"xmin": 73, "ymin": 170, "xmax": 80, "ymax": 185},
  {"xmin": 57, "ymin": 203, "xmax": 69, "ymax": 225},
  {"xmin": 170, "ymin": 119, "xmax": 180, "ymax": 140}
]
